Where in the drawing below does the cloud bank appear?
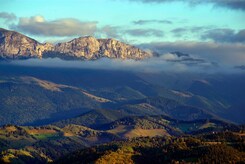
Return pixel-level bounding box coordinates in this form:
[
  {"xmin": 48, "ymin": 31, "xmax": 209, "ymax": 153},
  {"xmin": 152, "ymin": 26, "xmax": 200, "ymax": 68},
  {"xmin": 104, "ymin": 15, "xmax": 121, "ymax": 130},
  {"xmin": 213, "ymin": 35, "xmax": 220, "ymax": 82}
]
[
  {"xmin": 125, "ymin": 28, "xmax": 164, "ymax": 37},
  {"xmin": 161, "ymin": 52, "xmax": 217, "ymax": 67},
  {"xmin": 133, "ymin": 19, "xmax": 172, "ymax": 25},
  {"xmin": 139, "ymin": 41, "xmax": 245, "ymax": 66},
  {"xmin": 6, "ymin": 57, "xmax": 216, "ymax": 73},
  {"xmin": 124, "ymin": 0, "xmax": 245, "ymax": 11},
  {"xmin": 9, "ymin": 15, "xmax": 164, "ymax": 39},
  {"xmin": 0, "ymin": 12, "xmax": 16, "ymax": 22},
  {"xmin": 12, "ymin": 16, "xmax": 98, "ymax": 37},
  {"xmin": 202, "ymin": 29, "xmax": 245, "ymax": 43}
]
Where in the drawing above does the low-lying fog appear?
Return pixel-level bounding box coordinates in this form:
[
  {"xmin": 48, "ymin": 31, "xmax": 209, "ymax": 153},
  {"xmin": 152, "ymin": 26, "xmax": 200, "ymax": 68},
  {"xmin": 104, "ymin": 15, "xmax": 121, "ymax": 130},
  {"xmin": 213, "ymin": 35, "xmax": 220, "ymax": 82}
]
[{"xmin": 2, "ymin": 56, "xmax": 244, "ymax": 74}]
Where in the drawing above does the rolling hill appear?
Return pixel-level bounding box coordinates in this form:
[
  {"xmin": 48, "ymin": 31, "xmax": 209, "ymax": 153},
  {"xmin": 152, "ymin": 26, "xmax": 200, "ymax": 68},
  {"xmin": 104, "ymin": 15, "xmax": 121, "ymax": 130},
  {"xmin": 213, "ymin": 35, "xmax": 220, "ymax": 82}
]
[
  {"xmin": 0, "ymin": 76, "xmax": 110, "ymax": 125},
  {"xmin": 0, "ymin": 114, "xmax": 241, "ymax": 163},
  {"xmin": 55, "ymin": 131, "xmax": 245, "ymax": 164}
]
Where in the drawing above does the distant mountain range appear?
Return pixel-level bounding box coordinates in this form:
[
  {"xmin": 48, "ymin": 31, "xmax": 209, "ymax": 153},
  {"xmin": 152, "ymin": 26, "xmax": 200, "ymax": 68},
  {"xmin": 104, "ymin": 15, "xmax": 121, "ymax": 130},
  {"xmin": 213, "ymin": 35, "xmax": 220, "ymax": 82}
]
[
  {"xmin": 0, "ymin": 75, "xmax": 220, "ymax": 126},
  {"xmin": 0, "ymin": 28, "xmax": 151, "ymax": 60},
  {"xmin": 1, "ymin": 65, "xmax": 245, "ymax": 126}
]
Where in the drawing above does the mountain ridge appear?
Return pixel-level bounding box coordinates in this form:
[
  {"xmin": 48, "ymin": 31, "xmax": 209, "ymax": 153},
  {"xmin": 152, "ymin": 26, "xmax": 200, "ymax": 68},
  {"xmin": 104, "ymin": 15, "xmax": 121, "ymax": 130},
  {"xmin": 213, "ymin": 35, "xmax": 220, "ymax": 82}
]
[{"xmin": 0, "ymin": 28, "xmax": 151, "ymax": 60}]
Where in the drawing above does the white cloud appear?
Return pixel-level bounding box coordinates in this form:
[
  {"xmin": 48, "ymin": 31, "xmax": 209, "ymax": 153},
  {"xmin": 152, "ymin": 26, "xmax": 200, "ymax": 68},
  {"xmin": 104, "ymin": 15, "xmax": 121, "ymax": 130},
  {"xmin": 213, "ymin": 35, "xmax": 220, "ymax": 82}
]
[
  {"xmin": 139, "ymin": 41, "xmax": 245, "ymax": 65},
  {"xmin": 12, "ymin": 15, "xmax": 98, "ymax": 37}
]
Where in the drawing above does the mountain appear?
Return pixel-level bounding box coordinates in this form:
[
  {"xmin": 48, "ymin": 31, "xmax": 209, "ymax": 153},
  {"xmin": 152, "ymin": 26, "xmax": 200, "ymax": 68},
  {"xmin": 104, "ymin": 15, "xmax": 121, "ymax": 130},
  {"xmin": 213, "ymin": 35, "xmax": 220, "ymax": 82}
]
[
  {"xmin": 52, "ymin": 96, "xmax": 223, "ymax": 130},
  {"xmin": 53, "ymin": 109, "xmax": 130, "ymax": 128},
  {"xmin": 51, "ymin": 36, "xmax": 151, "ymax": 60},
  {"xmin": 118, "ymin": 97, "xmax": 221, "ymax": 121},
  {"xmin": 0, "ymin": 28, "xmax": 151, "ymax": 60},
  {"xmin": 1, "ymin": 64, "xmax": 243, "ymax": 124},
  {"xmin": 97, "ymin": 115, "xmax": 239, "ymax": 137},
  {"xmin": 0, "ymin": 76, "xmax": 111, "ymax": 125},
  {"xmin": 0, "ymin": 28, "xmax": 53, "ymax": 59},
  {"xmin": 186, "ymin": 76, "xmax": 245, "ymax": 123}
]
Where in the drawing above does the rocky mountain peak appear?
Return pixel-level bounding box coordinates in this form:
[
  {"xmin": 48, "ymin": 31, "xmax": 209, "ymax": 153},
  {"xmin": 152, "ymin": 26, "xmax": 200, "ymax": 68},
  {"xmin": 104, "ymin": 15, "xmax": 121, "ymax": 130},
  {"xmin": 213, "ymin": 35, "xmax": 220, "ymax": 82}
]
[
  {"xmin": 54, "ymin": 36, "xmax": 100, "ymax": 59},
  {"xmin": 0, "ymin": 28, "xmax": 151, "ymax": 60},
  {"xmin": 53, "ymin": 36, "xmax": 151, "ymax": 60},
  {"xmin": 0, "ymin": 28, "xmax": 53, "ymax": 59},
  {"xmin": 98, "ymin": 38, "xmax": 150, "ymax": 60}
]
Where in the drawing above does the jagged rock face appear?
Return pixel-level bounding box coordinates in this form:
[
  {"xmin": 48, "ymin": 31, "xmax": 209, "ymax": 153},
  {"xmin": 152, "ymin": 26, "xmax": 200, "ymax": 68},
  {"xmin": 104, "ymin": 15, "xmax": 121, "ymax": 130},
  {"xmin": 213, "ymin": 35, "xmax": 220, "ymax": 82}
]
[
  {"xmin": 54, "ymin": 36, "xmax": 151, "ymax": 60},
  {"xmin": 54, "ymin": 36, "xmax": 101, "ymax": 59},
  {"xmin": 37, "ymin": 43, "xmax": 54, "ymax": 58},
  {"xmin": 0, "ymin": 28, "xmax": 53, "ymax": 59},
  {"xmin": 98, "ymin": 39, "xmax": 150, "ymax": 60},
  {"xmin": 0, "ymin": 28, "xmax": 151, "ymax": 60}
]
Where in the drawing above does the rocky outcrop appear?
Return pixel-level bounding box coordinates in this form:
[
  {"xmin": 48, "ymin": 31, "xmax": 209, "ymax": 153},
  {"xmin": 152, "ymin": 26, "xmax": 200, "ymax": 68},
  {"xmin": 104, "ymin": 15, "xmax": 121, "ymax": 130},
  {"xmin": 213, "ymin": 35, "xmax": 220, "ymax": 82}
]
[
  {"xmin": 0, "ymin": 28, "xmax": 53, "ymax": 59},
  {"xmin": 53, "ymin": 36, "xmax": 151, "ymax": 60},
  {"xmin": 98, "ymin": 38, "xmax": 150, "ymax": 60},
  {"xmin": 53, "ymin": 36, "xmax": 101, "ymax": 59},
  {"xmin": 0, "ymin": 28, "xmax": 151, "ymax": 60}
]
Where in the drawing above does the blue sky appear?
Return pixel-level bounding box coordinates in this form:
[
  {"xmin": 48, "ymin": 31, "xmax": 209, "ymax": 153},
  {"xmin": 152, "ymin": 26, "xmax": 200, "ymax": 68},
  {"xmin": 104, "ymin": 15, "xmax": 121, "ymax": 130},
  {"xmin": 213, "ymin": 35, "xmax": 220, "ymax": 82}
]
[
  {"xmin": 0, "ymin": 0, "xmax": 245, "ymax": 69},
  {"xmin": 1, "ymin": 0, "xmax": 244, "ymax": 43}
]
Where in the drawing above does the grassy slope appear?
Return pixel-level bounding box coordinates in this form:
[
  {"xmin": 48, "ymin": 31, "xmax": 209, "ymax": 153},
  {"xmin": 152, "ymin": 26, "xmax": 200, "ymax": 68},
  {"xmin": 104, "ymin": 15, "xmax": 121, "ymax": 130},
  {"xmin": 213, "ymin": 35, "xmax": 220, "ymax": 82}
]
[
  {"xmin": 0, "ymin": 76, "xmax": 109, "ymax": 125},
  {"xmin": 0, "ymin": 115, "xmax": 241, "ymax": 163},
  {"xmin": 56, "ymin": 132, "xmax": 245, "ymax": 164}
]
